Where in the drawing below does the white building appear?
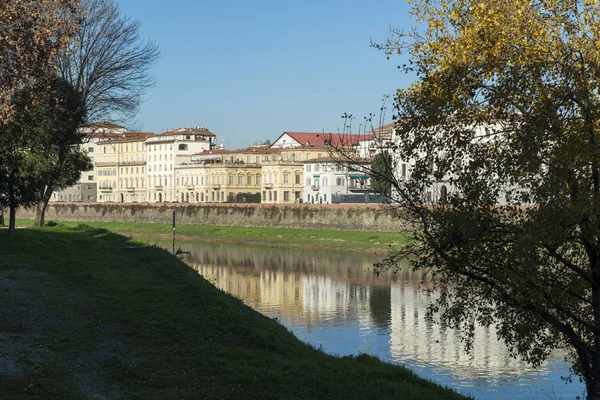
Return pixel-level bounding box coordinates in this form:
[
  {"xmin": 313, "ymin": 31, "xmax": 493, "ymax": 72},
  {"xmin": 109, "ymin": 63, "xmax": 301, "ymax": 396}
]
[
  {"xmin": 302, "ymin": 157, "xmax": 372, "ymax": 204},
  {"xmin": 146, "ymin": 127, "xmax": 216, "ymax": 203}
]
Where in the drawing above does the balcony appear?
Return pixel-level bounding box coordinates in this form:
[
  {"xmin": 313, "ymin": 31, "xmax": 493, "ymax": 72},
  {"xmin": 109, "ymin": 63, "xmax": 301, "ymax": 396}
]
[
  {"xmin": 95, "ymin": 161, "xmax": 117, "ymax": 167},
  {"xmin": 126, "ymin": 187, "xmax": 136, "ymax": 192},
  {"xmin": 185, "ymin": 184, "xmax": 195, "ymax": 190},
  {"xmin": 120, "ymin": 160, "xmax": 145, "ymax": 166},
  {"xmin": 212, "ymin": 184, "xmax": 221, "ymax": 190},
  {"xmin": 348, "ymin": 185, "xmax": 370, "ymax": 193},
  {"xmin": 99, "ymin": 187, "xmax": 113, "ymax": 192},
  {"xmin": 154, "ymin": 185, "xmax": 163, "ymax": 189},
  {"xmin": 264, "ymin": 183, "xmax": 273, "ymax": 189},
  {"xmin": 311, "ymin": 185, "xmax": 320, "ymax": 191}
]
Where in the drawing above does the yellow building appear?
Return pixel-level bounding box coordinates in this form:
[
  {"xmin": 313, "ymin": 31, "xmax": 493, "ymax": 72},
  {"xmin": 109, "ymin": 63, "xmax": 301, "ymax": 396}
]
[
  {"xmin": 175, "ymin": 147, "xmax": 275, "ymax": 203},
  {"xmin": 96, "ymin": 132, "xmax": 154, "ymax": 202},
  {"xmin": 260, "ymin": 146, "xmax": 329, "ymax": 204}
]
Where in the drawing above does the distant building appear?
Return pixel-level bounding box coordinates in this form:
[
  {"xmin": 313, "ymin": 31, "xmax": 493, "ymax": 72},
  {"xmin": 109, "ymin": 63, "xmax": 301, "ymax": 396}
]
[
  {"xmin": 50, "ymin": 122, "xmax": 129, "ymax": 202},
  {"xmin": 96, "ymin": 133, "xmax": 154, "ymax": 202}
]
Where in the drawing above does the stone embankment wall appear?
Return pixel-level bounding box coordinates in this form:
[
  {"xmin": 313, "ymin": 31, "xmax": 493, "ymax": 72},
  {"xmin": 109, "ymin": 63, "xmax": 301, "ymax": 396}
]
[{"xmin": 17, "ymin": 203, "xmax": 413, "ymax": 232}]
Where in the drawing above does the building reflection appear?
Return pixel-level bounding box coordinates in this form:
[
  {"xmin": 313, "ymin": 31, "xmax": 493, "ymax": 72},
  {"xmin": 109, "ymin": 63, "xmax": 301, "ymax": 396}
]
[{"xmin": 177, "ymin": 242, "xmax": 553, "ymax": 380}]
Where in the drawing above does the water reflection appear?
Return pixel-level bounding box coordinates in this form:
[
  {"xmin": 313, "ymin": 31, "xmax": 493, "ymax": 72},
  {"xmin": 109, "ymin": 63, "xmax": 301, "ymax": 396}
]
[{"xmin": 167, "ymin": 241, "xmax": 583, "ymax": 399}]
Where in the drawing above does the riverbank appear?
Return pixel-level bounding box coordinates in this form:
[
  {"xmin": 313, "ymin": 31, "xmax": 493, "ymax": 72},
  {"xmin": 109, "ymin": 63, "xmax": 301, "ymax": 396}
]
[
  {"xmin": 16, "ymin": 202, "xmax": 413, "ymax": 232},
  {"xmin": 15, "ymin": 219, "xmax": 412, "ymax": 254},
  {"xmin": 0, "ymin": 225, "xmax": 467, "ymax": 399}
]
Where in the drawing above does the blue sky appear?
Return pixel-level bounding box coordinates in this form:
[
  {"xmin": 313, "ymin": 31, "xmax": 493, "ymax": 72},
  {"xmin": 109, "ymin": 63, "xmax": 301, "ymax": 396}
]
[{"xmin": 118, "ymin": 0, "xmax": 414, "ymax": 148}]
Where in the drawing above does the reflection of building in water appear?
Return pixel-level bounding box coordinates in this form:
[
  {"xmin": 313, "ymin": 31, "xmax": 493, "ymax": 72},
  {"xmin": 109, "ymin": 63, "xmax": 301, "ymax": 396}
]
[
  {"xmin": 185, "ymin": 243, "xmax": 393, "ymax": 328},
  {"xmin": 389, "ymin": 270, "xmax": 543, "ymax": 380},
  {"xmin": 191, "ymin": 262, "xmax": 308, "ymax": 322}
]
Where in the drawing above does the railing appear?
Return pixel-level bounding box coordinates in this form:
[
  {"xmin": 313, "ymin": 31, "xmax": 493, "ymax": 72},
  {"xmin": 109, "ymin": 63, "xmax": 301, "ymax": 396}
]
[
  {"xmin": 154, "ymin": 185, "xmax": 163, "ymax": 189},
  {"xmin": 185, "ymin": 184, "xmax": 195, "ymax": 190},
  {"xmin": 264, "ymin": 183, "xmax": 273, "ymax": 189},
  {"xmin": 99, "ymin": 187, "xmax": 113, "ymax": 192},
  {"xmin": 212, "ymin": 184, "xmax": 221, "ymax": 190},
  {"xmin": 95, "ymin": 161, "xmax": 117, "ymax": 167},
  {"xmin": 119, "ymin": 160, "xmax": 145, "ymax": 166}
]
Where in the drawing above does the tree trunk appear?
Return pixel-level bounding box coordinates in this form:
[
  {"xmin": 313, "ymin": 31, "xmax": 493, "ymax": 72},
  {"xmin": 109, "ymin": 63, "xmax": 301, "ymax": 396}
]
[
  {"xmin": 0, "ymin": 208, "xmax": 4, "ymax": 226},
  {"xmin": 34, "ymin": 186, "xmax": 53, "ymax": 227},
  {"xmin": 8, "ymin": 205, "xmax": 16, "ymax": 234}
]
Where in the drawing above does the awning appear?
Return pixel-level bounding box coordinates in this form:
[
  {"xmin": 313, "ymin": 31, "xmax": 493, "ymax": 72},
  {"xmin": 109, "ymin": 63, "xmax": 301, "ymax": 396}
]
[{"xmin": 349, "ymin": 174, "xmax": 369, "ymax": 179}]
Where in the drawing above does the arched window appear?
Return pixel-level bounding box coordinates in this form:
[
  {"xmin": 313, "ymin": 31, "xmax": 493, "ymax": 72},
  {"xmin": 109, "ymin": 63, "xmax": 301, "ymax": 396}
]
[{"xmin": 440, "ymin": 185, "xmax": 448, "ymax": 204}]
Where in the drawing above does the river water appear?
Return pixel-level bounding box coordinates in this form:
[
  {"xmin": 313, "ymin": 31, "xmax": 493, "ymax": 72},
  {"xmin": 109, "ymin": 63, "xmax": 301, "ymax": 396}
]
[{"xmin": 165, "ymin": 240, "xmax": 584, "ymax": 399}]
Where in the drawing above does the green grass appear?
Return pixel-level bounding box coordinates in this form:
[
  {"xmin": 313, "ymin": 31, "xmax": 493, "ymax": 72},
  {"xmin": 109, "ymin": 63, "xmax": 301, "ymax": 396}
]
[
  {"xmin": 0, "ymin": 225, "xmax": 467, "ymax": 399},
  {"xmin": 15, "ymin": 218, "xmax": 412, "ymax": 254}
]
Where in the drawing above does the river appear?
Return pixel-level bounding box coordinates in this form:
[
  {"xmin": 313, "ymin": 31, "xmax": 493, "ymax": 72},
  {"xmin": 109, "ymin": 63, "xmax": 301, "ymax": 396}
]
[{"xmin": 163, "ymin": 240, "xmax": 585, "ymax": 399}]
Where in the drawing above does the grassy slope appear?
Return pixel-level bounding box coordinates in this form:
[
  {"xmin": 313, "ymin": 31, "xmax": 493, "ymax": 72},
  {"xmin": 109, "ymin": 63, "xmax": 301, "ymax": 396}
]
[
  {"xmin": 15, "ymin": 218, "xmax": 412, "ymax": 254},
  {"xmin": 0, "ymin": 225, "xmax": 467, "ymax": 399}
]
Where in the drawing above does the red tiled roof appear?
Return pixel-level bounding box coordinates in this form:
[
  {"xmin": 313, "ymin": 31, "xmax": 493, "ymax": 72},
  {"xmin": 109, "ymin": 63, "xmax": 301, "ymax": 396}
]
[
  {"xmin": 159, "ymin": 127, "xmax": 215, "ymax": 136},
  {"xmin": 83, "ymin": 121, "xmax": 126, "ymax": 130},
  {"xmin": 96, "ymin": 132, "xmax": 155, "ymax": 144},
  {"xmin": 281, "ymin": 132, "xmax": 371, "ymax": 147}
]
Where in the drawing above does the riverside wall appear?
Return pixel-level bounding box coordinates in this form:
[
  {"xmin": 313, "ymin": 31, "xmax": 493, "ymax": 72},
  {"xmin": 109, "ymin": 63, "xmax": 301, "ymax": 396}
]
[{"xmin": 17, "ymin": 203, "xmax": 412, "ymax": 232}]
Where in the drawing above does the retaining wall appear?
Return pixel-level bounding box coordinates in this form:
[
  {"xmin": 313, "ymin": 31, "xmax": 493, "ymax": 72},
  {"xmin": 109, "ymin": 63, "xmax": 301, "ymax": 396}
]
[{"xmin": 17, "ymin": 203, "xmax": 412, "ymax": 232}]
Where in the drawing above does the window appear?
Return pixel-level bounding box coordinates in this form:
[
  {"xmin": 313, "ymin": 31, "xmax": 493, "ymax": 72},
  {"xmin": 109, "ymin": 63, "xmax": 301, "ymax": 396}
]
[
  {"xmin": 256, "ymin": 175, "xmax": 261, "ymax": 184},
  {"xmin": 247, "ymin": 156, "xmax": 251, "ymax": 163},
  {"xmin": 307, "ymin": 165, "xmax": 311, "ymax": 172},
  {"xmin": 306, "ymin": 153, "xmax": 311, "ymax": 160},
  {"xmin": 238, "ymin": 175, "xmax": 243, "ymax": 185},
  {"xmin": 273, "ymin": 191, "xmax": 278, "ymax": 201},
  {"xmin": 256, "ymin": 156, "xmax": 260, "ymax": 163},
  {"xmin": 247, "ymin": 175, "xmax": 252, "ymax": 185},
  {"xmin": 283, "ymin": 173, "xmax": 289, "ymax": 184},
  {"xmin": 88, "ymin": 175, "xmax": 93, "ymax": 181},
  {"xmin": 229, "ymin": 175, "xmax": 234, "ymax": 185},
  {"xmin": 314, "ymin": 165, "xmax": 319, "ymax": 172},
  {"xmin": 284, "ymin": 191, "xmax": 289, "ymax": 201},
  {"xmin": 88, "ymin": 147, "xmax": 94, "ymax": 152},
  {"xmin": 318, "ymin": 153, "xmax": 322, "ymax": 158},
  {"xmin": 306, "ymin": 178, "xmax": 311, "ymax": 186},
  {"xmin": 263, "ymin": 191, "xmax": 266, "ymax": 199},
  {"xmin": 295, "ymin": 174, "xmax": 300, "ymax": 184}
]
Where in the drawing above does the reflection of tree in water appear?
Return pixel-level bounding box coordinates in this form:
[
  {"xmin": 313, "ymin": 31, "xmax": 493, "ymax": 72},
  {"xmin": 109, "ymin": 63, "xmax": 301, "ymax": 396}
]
[{"xmin": 369, "ymin": 286, "xmax": 392, "ymax": 329}]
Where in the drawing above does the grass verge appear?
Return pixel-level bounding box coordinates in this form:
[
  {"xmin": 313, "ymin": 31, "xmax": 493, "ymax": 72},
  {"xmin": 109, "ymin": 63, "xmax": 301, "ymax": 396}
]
[
  {"xmin": 0, "ymin": 225, "xmax": 467, "ymax": 399},
  {"xmin": 15, "ymin": 218, "xmax": 411, "ymax": 254}
]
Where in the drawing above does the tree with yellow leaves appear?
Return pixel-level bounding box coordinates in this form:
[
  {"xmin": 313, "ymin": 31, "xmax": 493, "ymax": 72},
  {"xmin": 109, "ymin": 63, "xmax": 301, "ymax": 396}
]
[
  {"xmin": 373, "ymin": 0, "xmax": 600, "ymax": 398},
  {"xmin": 0, "ymin": 0, "xmax": 79, "ymax": 122}
]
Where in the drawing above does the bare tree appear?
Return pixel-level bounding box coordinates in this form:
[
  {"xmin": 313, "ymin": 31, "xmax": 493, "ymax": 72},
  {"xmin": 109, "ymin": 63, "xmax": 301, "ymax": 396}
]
[
  {"xmin": 57, "ymin": 0, "xmax": 160, "ymax": 124},
  {"xmin": 31, "ymin": 0, "xmax": 160, "ymax": 227}
]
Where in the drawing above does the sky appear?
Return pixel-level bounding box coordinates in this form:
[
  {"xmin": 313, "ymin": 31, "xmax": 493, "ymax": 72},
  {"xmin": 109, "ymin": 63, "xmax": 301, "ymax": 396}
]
[{"xmin": 117, "ymin": 0, "xmax": 415, "ymax": 149}]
